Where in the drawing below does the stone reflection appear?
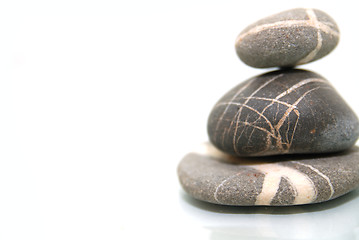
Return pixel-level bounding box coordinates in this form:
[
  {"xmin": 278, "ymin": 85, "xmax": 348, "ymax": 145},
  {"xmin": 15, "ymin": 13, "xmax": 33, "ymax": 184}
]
[{"xmin": 181, "ymin": 189, "xmax": 359, "ymax": 240}]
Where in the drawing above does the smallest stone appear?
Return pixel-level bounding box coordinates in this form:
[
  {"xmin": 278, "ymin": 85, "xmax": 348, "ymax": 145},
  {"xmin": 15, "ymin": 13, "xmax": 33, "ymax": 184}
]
[{"xmin": 235, "ymin": 8, "xmax": 340, "ymax": 68}]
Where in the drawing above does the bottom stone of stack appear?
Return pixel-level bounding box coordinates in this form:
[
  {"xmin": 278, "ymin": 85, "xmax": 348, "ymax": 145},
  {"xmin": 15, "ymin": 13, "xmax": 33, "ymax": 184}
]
[{"xmin": 177, "ymin": 143, "xmax": 359, "ymax": 206}]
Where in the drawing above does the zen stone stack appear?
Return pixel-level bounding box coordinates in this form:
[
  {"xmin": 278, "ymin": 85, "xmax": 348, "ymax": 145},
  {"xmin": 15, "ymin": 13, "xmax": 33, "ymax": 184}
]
[{"xmin": 177, "ymin": 8, "xmax": 359, "ymax": 206}]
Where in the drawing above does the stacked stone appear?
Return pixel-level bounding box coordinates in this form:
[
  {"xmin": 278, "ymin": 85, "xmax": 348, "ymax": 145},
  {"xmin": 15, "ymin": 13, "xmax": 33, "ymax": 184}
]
[{"xmin": 178, "ymin": 8, "xmax": 359, "ymax": 206}]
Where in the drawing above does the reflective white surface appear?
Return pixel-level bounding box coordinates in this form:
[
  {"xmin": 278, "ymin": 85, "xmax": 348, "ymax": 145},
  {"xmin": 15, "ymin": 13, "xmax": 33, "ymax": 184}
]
[{"xmin": 179, "ymin": 189, "xmax": 359, "ymax": 240}]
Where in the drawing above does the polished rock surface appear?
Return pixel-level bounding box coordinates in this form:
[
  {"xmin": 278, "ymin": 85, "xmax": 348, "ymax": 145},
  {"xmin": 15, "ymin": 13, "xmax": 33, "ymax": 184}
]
[
  {"xmin": 235, "ymin": 8, "xmax": 340, "ymax": 68},
  {"xmin": 207, "ymin": 69, "xmax": 359, "ymax": 157},
  {"xmin": 177, "ymin": 142, "xmax": 359, "ymax": 206}
]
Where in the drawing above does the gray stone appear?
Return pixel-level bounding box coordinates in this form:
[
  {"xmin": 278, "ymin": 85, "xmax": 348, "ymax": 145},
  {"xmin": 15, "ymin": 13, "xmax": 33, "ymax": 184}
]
[
  {"xmin": 235, "ymin": 8, "xmax": 339, "ymax": 68},
  {"xmin": 177, "ymin": 142, "xmax": 359, "ymax": 206},
  {"xmin": 207, "ymin": 69, "xmax": 359, "ymax": 157}
]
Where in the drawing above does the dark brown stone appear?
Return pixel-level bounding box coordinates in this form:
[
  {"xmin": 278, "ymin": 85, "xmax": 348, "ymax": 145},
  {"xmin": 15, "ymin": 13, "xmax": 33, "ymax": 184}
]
[{"xmin": 207, "ymin": 69, "xmax": 359, "ymax": 157}]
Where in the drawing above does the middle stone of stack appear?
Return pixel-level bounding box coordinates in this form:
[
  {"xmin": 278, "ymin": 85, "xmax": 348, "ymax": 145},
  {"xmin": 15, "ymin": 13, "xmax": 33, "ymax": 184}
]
[{"xmin": 207, "ymin": 69, "xmax": 359, "ymax": 157}]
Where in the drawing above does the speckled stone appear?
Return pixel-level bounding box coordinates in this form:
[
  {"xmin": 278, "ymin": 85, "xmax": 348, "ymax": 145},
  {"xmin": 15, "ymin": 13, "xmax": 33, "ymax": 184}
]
[
  {"xmin": 177, "ymin": 143, "xmax": 359, "ymax": 206},
  {"xmin": 207, "ymin": 69, "xmax": 359, "ymax": 157},
  {"xmin": 235, "ymin": 8, "xmax": 339, "ymax": 68}
]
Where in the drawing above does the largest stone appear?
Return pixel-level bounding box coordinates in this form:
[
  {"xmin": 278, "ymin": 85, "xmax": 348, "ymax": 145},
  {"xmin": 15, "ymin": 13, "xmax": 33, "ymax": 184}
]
[
  {"xmin": 178, "ymin": 143, "xmax": 359, "ymax": 206},
  {"xmin": 207, "ymin": 69, "xmax": 359, "ymax": 157}
]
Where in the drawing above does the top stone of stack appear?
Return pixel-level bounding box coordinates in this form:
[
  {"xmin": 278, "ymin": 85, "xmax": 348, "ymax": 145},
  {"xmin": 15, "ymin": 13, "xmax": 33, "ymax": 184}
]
[{"xmin": 235, "ymin": 8, "xmax": 340, "ymax": 68}]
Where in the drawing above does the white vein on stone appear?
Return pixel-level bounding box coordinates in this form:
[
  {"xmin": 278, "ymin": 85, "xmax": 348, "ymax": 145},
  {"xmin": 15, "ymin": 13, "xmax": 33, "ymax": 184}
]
[
  {"xmin": 214, "ymin": 77, "xmax": 325, "ymax": 154},
  {"xmin": 241, "ymin": 97, "xmax": 297, "ymax": 108},
  {"xmin": 231, "ymin": 74, "xmax": 283, "ymax": 154},
  {"xmin": 194, "ymin": 143, "xmax": 317, "ymax": 205},
  {"xmin": 275, "ymin": 86, "xmax": 321, "ymax": 137},
  {"xmin": 251, "ymin": 163, "xmax": 317, "ymax": 205},
  {"xmin": 244, "ymin": 78, "xmax": 325, "ymax": 152},
  {"xmin": 235, "ymin": 17, "xmax": 339, "ymax": 45},
  {"xmin": 213, "ymin": 174, "xmax": 238, "ymax": 204},
  {"xmin": 297, "ymin": 9, "xmax": 323, "ymax": 64},
  {"xmin": 293, "ymin": 161, "xmax": 335, "ymax": 200},
  {"xmin": 216, "ymin": 101, "xmax": 275, "ymax": 133},
  {"xmin": 274, "ymin": 78, "xmax": 326, "ymax": 100},
  {"xmin": 213, "ymin": 80, "xmax": 253, "ymax": 144}
]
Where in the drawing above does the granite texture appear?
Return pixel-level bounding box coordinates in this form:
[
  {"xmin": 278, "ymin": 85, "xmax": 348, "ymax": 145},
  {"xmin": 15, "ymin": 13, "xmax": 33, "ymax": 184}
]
[
  {"xmin": 177, "ymin": 143, "xmax": 359, "ymax": 206},
  {"xmin": 235, "ymin": 8, "xmax": 339, "ymax": 68},
  {"xmin": 207, "ymin": 69, "xmax": 359, "ymax": 157}
]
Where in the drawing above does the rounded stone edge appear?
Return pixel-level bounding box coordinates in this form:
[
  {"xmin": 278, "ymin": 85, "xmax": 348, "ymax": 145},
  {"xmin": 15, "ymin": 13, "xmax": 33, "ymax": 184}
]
[
  {"xmin": 234, "ymin": 8, "xmax": 340, "ymax": 68},
  {"xmin": 177, "ymin": 143, "xmax": 359, "ymax": 206}
]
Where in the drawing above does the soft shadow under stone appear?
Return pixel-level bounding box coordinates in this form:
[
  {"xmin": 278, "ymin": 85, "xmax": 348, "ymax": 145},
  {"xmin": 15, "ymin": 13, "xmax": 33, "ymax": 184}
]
[
  {"xmin": 180, "ymin": 189, "xmax": 359, "ymax": 239},
  {"xmin": 180, "ymin": 188, "xmax": 359, "ymax": 214},
  {"xmin": 177, "ymin": 143, "xmax": 359, "ymax": 206}
]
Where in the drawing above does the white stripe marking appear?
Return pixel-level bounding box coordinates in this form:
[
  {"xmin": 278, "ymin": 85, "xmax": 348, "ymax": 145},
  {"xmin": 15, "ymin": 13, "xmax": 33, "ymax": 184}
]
[
  {"xmin": 251, "ymin": 164, "xmax": 316, "ymax": 205},
  {"xmin": 213, "ymin": 80, "xmax": 252, "ymax": 141},
  {"xmin": 275, "ymin": 87, "xmax": 321, "ymax": 131},
  {"xmin": 232, "ymin": 74, "xmax": 283, "ymax": 154},
  {"xmin": 293, "ymin": 161, "xmax": 335, "ymax": 199},
  {"xmin": 275, "ymin": 78, "xmax": 326, "ymax": 100},
  {"xmin": 213, "ymin": 175, "xmax": 238, "ymax": 204},
  {"xmin": 235, "ymin": 18, "xmax": 339, "ymax": 45},
  {"xmin": 297, "ymin": 9, "xmax": 323, "ymax": 64},
  {"xmin": 195, "ymin": 143, "xmax": 317, "ymax": 205}
]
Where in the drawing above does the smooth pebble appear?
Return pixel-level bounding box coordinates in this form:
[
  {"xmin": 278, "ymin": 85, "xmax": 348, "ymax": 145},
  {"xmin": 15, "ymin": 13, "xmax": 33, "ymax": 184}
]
[
  {"xmin": 235, "ymin": 8, "xmax": 340, "ymax": 68},
  {"xmin": 207, "ymin": 69, "xmax": 359, "ymax": 157},
  {"xmin": 178, "ymin": 142, "xmax": 359, "ymax": 206}
]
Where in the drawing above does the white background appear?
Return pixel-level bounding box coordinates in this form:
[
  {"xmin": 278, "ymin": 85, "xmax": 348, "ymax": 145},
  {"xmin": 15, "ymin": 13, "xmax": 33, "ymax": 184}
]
[{"xmin": 0, "ymin": 0, "xmax": 358, "ymax": 239}]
